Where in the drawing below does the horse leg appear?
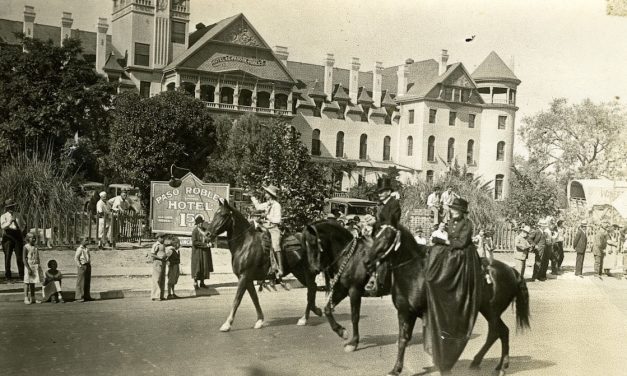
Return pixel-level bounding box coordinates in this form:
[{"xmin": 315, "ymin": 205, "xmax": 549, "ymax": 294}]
[
  {"xmin": 220, "ymin": 276, "xmax": 249, "ymax": 332},
  {"xmin": 469, "ymin": 312, "xmax": 499, "ymax": 369},
  {"xmin": 493, "ymin": 318, "xmax": 510, "ymax": 375},
  {"xmin": 245, "ymin": 280, "xmax": 265, "ymax": 329},
  {"xmin": 295, "ymin": 270, "xmax": 322, "ymax": 326},
  {"xmin": 388, "ymin": 311, "xmax": 417, "ymax": 376},
  {"xmin": 324, "ymin": 286, "xmax": 350, "ymax": 340},
  {"xmin": 343, "ymin": 287, "xmax": 362, "ymax": 352}
]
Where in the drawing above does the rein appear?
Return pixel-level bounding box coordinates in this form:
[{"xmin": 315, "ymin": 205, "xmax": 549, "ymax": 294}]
[{"xmin": 324, "ymin": 237, "xmax": 358, "ymax": 311}]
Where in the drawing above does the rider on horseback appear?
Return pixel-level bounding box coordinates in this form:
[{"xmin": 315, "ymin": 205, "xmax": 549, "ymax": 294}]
[{"xmin": 251, "ymin": 185, "xmax": 284, "ymax": 278}]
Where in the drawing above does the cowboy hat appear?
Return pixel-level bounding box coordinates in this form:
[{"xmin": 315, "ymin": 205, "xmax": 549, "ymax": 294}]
[
  {"xmin": 449, "ymin": 197, "xmax": 469, "ymax": 213},
  {"xmin": 521, "ymin": 225, "xmax": 531, "ymax": 233},
  {"xmin": 376, "ymin": 177, "xmax": 394, "ymax": 193},
  {"xmin": 4, "ymin": 198, "xmax": 17, "ymax": 208},
  {"xmin": 263, "ymin": 184, "xmax": 279, "ymax": 198}
]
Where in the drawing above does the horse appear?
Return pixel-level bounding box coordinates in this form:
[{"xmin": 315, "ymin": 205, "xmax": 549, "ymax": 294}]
[
  {"xmin": 204, "ymin": 199, "xmax": 323, "ymax": 332},
  {"xmin": 302, "ymin": 220, "xmax": 376, "ymax": 352},
  {"xmin": 364, "ymin": 224, "xmax": 530, "ymax": 376}
]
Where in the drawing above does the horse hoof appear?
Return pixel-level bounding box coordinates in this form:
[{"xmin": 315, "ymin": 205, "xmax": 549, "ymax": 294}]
[
  {"xmin": 344, "ymin": 344, "xmax": 356, "ymax": 353},
  {"xmin": 469, "ymin": 362, "xmax": 480, "ymax": 370},
  {"xmin": 492, "ymin": 370, "xmax": 506, "ymax": 376},
  {"xmin": 340, "ymin": 329, "xmax": 349, "ymax": 340},
  {"xmin": 253, "ymin": 320, "xmax": 264, "ymax": 329},
  {"xmin": 313, "ymin": 307, "xmax": 323, "ymax": 317},
  {"xmin": 296, "ymin": 317, "xmax": 307, "ymax": 326},
  {"xmin": 219, "ymin": 323, "xmax": 231, "ymax": 332}
]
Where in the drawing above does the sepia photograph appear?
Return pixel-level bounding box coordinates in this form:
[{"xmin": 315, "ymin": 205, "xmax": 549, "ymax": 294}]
[{"xmin": 0, "ymin": 0, "xmax": 626, "ymax": 375}]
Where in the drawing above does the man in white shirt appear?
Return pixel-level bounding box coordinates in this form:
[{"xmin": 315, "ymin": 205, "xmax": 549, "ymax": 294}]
[
  {"xmin": 251, "ymin": 185, "xmax": 284, "ymax": 277},
  {"xmin": 431, "ymin": 223, "xmax": 449, "ymax": 245},
  {"xmin": 108, "ymin": 190, "xmax": 132, "ymax": 214},
  {"xmin": 1, "ymin": 199, "xmax": 26, "ymax": 280},
  {"xmin": 427, "ymin": 186, "xmax": 441, "ymax": 225},
  {"xmin": 96, "ymin": 192, "xmax": 112, "ymax": 249},
  {"xmin": 414, "ymin": 229, "xmax": 428, "ymax": 245},
  {"xmin": 440, "ymin": 187, "xmax": 458, "ymax": 223}
]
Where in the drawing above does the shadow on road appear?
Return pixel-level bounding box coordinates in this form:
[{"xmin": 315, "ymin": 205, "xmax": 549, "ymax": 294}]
[
  {"xmin": 408, "ymin": 356, "xmax": 556, "ymax": 375},
  {"xmin": 266, "ymin": 313, "xmax": 354, "ymax": 327}
]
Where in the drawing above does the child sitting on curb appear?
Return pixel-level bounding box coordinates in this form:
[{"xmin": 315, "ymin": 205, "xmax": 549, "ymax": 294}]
[{"xmin": 43, "ymin": 259, "xmax": 64, "ymax": 303}]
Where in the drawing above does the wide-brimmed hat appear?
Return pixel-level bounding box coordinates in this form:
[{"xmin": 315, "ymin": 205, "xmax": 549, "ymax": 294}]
[
  {"xmin": 194, "ymin": 215, "xmax": 205, "ymax": 225},
  {"xmin": 449, "ymin": 197, "xmax": 469, "ymax": 213},
  {"xmin": 538, "ymin": 219, "xmax": 549, "ymax": 227},
  {"xmin": 263, "ymin": 184, "xmax": 279, "ymax": 198},
  {"xmin": 580, "ymin": 220, "xmax": 588, "ymax": 226},
  {"xmin": 521, "ymin": 225, "xmax": 531, "ymax": 233},
  {"xmin": 4, "ymin": 199, "xmax": 17, "ymax": 208},
  {"xmin": 326, "ymin": 213, "xmax": 336, "ymax": 220},
  {"xmin": 376, "ymin": 177, "xmax": 394, "ymax": 193}
]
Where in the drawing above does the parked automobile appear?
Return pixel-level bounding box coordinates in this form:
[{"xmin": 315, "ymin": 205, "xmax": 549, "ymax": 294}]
[
  {"xmin": 324, "ymin": 197, "xmax": 378, "ymax": 222},
  {"xmin": 80, "ymin": 181, "xmax": 105, "ymax": 215}
]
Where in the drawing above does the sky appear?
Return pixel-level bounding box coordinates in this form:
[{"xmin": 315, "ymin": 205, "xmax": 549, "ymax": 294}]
[{"xmin": 2, "ymin": 0, "xmax": 627, "ymax": 153}]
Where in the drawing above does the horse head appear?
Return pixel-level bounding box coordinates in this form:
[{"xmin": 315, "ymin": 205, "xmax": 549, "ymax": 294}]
[
  {"xmin": 303, "ymin": 223, "xmax": 324, "ymax": 274},
  {"xmin": 364, "ymin": 224, "xmax": 401, "ymax": 273},
  {"xmin": 206, "ymin": 198, "xmax": 234, "ymax": 238}
]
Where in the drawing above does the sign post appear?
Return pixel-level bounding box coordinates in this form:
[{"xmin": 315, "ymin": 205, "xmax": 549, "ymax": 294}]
[{"xmin": 150, "ymin": 173, "xmax": 229, "ymax": 245}]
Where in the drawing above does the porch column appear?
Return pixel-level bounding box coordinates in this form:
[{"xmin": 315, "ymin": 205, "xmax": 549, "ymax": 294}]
[
  {"xmin": 252, "ymin": 83, "xmax": 258, "ymax": 107},
  {"xmin": 506, "ymin": 88, "xmax": 510, "ymax": 104},
  {"xmin": 233, "ymin": 82, "xmax": 239, "ymax": 105},
  {"xmin": 489, "ymin": 86, "xmax": 493, "ymax": 104},
  {"xmin": 287, "ymin": 91, "xmax": 293, "ymax": 113},
  {"xmin": 214, "ymin": 80, "xmax": 220, "ymax": 103},
  {"xmin": 270, "ymin": 86, "xmax": 275, "ymax": 110},
  {"xmin": 174, "ymin": 74, "xmax": 181, "ymax": 89},
  {"xmin": 194, "ymin": 77, "xmax": 201, "ymax": 99}
]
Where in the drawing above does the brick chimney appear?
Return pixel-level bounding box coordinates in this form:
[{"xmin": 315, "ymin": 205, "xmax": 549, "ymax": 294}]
[
  {"xmin": 397, "ymin": 61, "xmax": 409, "ymax": 96},
  {"xmin": 96, "ymin": 18, "xmax": 109, "ymax": 74},
  {"xmin": 349, "ymin": 57, "xmax": 360, "ymax": 104},
  {"xmin": 61, "ymin": 12, "xmax": 73, "ymax": 45},
  {"xmin": 373, "ymin": 61, "xmax": 383, "ymax": 107},
  {"xmin": 274, "ymin": 46, "xmax": 289, "ymax": 63},
  {"xmin": 439, "ymin": 49, "xmax": 449, "ymax": 76},
  {"xmin": 23, "ymin": 5, "xmax": 35, "ymax": 38},
  {"xmin": 324, "ymin": 53, "xmax": 335, "ymax": 99}
]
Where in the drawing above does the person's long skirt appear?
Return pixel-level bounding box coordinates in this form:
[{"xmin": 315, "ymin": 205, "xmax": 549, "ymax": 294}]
[{"xmin": 191, "ymin": 247, "xmax": 213, "ymax": 280}]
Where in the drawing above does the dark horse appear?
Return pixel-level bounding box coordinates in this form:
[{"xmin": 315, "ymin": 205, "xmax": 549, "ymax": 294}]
[
  {"xmin": 205, "ymin": 199, "xmax": 322, "ymax": 332},
  {"xmin": 303, "ymin": 220, "xmax": 375, "ymax": 352},
  {"xmin": 364, "ymin": 224, "xmax": 530, "ymax": 376}
]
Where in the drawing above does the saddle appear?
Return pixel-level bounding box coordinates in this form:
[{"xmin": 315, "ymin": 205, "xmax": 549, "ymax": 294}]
[
  {"xmin": 364, "ymin": 261, "xmax": 392, "ymax": 298},
  {"xmin": 257, "ymin": 227, "xmax": 304, "ymax": 275}
]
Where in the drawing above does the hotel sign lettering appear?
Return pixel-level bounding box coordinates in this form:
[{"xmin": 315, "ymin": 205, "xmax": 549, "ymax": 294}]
[{"xmin": 211, "ymin": 55, "xmax": 267, "ymax": 67}]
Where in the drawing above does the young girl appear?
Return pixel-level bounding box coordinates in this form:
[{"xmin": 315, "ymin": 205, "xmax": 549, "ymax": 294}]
[
  {"xmin": 23, "ymin": 233, "xmax": 43, "ymax": 304},
  {"xmin": 166, "ymin": 237, "xmax": 181, "ymax": 299},
  {"xmin": 43, "ymin": 259, "xmax": 64, "ymax": 303}
]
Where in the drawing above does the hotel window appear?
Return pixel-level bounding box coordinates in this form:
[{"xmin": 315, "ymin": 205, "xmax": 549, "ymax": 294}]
[
  {"xmin": 467, "ymin": 140, "xmax": 474, "ymax": 165},
  {"xmin": 407, "ymin": 136, "xmax": 413, "ymax": 156},
  {"xmin": 171, "ymin": 21, "xmax": 186, "ymax": 44},
  {"xmin": 139, "ymin": 81, "xmax": 151, "ymax": 98},
  {"xmin": 359, "ymin": 134, "xmax": 368, "ymax": 160},
  {"xmin": 383, "ymin": 136, "xmax": 391, "ymax": 161},
  {"xmin": 427, "ymin": 136, "xmax": 435, "ymax": 162},
  {"xmin": 462, "ymin": 89, "xmax": 471, "ymax": 102},
  {"xmin": 455, "ymin": 89, "xmax": 462, "ymax": 102},
  {"xmin": 468, "ymin": 114, "xmax": 476, "ymax": 128},
  {"xmin": 447, "ymin": 138, "xmax": 455, "ymax": 163},
  {"xmin": 498, "ymin": 115, "xmax": 507, "ymax": 130},
  {"xmin": 495, "ymin": 174, "xmax": 504, "ymax": 200},
  {"xmin": 336, "ymin": 131, "xmax": 344, "ymax": 158},
  {"xmin": 496, "ymin": 141, "xmax": 505, "ymax": 161},
  {"xmin": 429, "ymin": 109, "xmax": 437, "ymax": 123},
  {"xmin": 444, "ymin": 87, "xmax": 452, "ymax": 101},
  {"xmin": 449, "ymin": 111, "xmax": 456, "ymax": 126},
  {"xmin": 426, "ymin": 170, "xmax": 434, "ymax": 183},
  {"xmin": 408, "ymin": 109, "xmax": 415, "ymax": 124},
  {"xmin": 134, "ymin": 43, "xmax": 150, "ymax": 66},
  {"xmin": 311, "ymin": 129, "xmax": 321, "ymax": 156}
]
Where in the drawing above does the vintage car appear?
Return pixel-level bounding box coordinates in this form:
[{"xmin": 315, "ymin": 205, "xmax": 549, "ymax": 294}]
[{"xmin": 325, "ymin": 197, "xmax": 378, "ymax": 222}]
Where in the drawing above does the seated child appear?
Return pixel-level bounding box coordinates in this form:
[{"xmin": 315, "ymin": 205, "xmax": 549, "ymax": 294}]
[{"xmin": 43, "ymin": 259, "xmax": 64, "ymax": 303}]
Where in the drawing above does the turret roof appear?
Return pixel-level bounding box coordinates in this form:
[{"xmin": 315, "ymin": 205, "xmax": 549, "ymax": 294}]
[{"xmin": 471, "ymin": 51, "xmax": 520, "ymax": 83}]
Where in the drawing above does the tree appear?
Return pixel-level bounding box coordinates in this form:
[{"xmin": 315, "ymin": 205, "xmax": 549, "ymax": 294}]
[
  {"xmin": 106, "ymin": 91, "xmax": 215, "ymax": 207},
  {"xmin": 204, "ymin": 114, "xmax": 333, "ymax": 232},
  {"xmin": 503, "ymin": 164, "xmax": 560, "ymax": 226},
  {"xmin": 520, "ymin": 98, "xmax": 627, "ymax": 182},
  {"xmin": 0, "ymin": 35, "xmax": 115, "ymax": 174}
]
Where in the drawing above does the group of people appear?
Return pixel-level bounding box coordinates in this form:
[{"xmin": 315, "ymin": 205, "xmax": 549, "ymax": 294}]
[{"xmin": 95, "ymin": 190, "xmax": 135, "ymax": 249}]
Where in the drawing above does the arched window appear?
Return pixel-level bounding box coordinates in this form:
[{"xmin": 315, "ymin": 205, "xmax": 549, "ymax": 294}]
[
  {"xmin": 256, "ymin": 91, "xmax": 271, "ymax": 108},
  {"xmin": 496, "ymin": 141, "xmax": 506, "ymax": 161},
  {"xmin": 426, "ymin": 170, "xmax": 434, "ymax": 183},
  {"xmin": 200, "ymin": 85, "xmax": 215, "ymax": 102},
  {"xmin": 311, "ymin": 129, "xmax": 321, "ymax": 156},
  {"xmin": 238, "ymin": 89, "xmax": 253, "ymax": 106},
  {"xmin": 359, "ymin": 134, "xmax": 368, "ymax": 160},
  {"xmin": 220, "ymin": 87, "xmax": 234, "ymax": 104},
  {"xmin": 467, "ymin": 139, "xmax": 474, "ymax": 165},
  {"xmin": 383, "ymin": 136, "xmax": 391, "ymax": 161},
  {"xmin": 166, "ymin": 82, "xmax": 176, "ymax": 91},
  {"xmin": 180, "ymin": 82, "xmax": 195, "ymax": 96},
  {"xmin": 447, "ymin": 138, "xmax": 455, "ymax": 163},
  {"xmin": 495, "ymin": 174, "xmax": 504, "ymax": 200},
  {"xmin": 407, "ymin": 136, "xmax": 413, "ymax": 156},
  {"xmin": 275, "ymin": 93, "xmax": 288, "ymax": 110},
  {"xmin": 336, "ymin": 131, "xmax": 344, "ymax": 158},
  {"xmin": 427, "ymin": 136, "xmax": 435, "ymax": 162}
]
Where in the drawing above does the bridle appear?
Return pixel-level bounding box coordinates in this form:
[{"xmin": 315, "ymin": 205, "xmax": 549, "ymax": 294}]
[{"xmin": 374, "ymin": 224, "xmax": 402, "ymax": 262}]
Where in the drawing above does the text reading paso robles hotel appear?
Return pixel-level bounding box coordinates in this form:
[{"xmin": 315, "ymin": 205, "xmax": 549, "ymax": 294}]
[{"xmin": 155, "ymin": 187, "xmax": 223, "ymax": 209}]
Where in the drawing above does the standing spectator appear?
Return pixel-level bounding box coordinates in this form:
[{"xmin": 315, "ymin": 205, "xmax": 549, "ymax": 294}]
[
  {"xmin": 414, "ymin": 229, "xmax": 427, "ymax": 245},
  {"xmin": 553, "ymin": 220, "xmax": 565, "ymax": 273},
  {"xmin": 530, "ymin": 220, "xmax": 548, "ymax": 281},
  {"xmin": 96, "ymin": 192, "xmax": 112, "ymax": 249},
  {"xmin": 573, "ymin": 221, "xmax": 588, "ymax": 277},
  {"xmin": 427, "ymin": 186, "xmax": 442, "ymax": 226},
  {"xmin": 23, "ymin": 233, "xmax": 42, "ymax": 304},
  {"xmin": 603, "ymin": 224, "xmax": 620, "ymax": 277},
  {"xmin": 1, "ymin": 199, "xmax": 26, "ymax": 281},
  {"xmin": 165, "ymin": 237, "xmax": 181, "ymax": 299},
  {"xmin": 42, "ymin": 259, "xmax": 64, "ymax": 303},
  {"xmin": 150, "ymin": 233, "xmax": 167, "ymax": 301},
  {"xmin": 514, "ymin": 225, "xmax": 533, "ymax": 279},
  {"xmin": 74, "ymin": 238, "xmax": 93, "ymax": 302},
  {"xmin": 108, "ymin": 189, "xmax": 133, "ymax": 244},
  {"xmin": 591, "ymin": 222, "xmax": 610, "ymax": 279},
  {"xmin": 473, "ymin": 228, "xmax": 495, "ymax": 263},
  {"xmin": 191, "ymin": 216, "xmax": 213, "ymax": 289},
  {"xmin": 439, "ymin": 187, "xmax": 458, "ymax": 223}
]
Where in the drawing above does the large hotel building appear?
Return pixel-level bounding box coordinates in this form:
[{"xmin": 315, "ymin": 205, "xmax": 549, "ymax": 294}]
[{"xmin": 0, "ymin": 1, "xmax": 521, "ymax": 199}]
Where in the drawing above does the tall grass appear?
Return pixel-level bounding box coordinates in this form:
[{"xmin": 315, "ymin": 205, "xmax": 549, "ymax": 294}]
[{"xmin": 0, "ymin": 149, "xmax": 80, "ymax": 228}]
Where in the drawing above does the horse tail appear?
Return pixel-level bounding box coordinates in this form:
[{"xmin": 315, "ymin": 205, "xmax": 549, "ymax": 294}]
[{"xmin": 513, "ymin": 269, "xmax": 531, "ymax": 332}]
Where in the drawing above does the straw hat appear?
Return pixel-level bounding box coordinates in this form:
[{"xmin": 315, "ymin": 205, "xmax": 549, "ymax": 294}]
[{"xmin": 263, "ymin": 184, "xmax": 279, "ymax": 198}]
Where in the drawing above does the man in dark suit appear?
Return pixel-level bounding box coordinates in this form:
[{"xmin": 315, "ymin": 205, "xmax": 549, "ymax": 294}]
[
  {"xmin": 530, "ymin": 219, "xmax": 549, "ymax": 281},
  {"xmin": 573, "ymin": 221, "xmax": 588, "ymax": 277},
  {"xmin": 375, "ymin": 177, "xmax": 401, "ymax": 230}
]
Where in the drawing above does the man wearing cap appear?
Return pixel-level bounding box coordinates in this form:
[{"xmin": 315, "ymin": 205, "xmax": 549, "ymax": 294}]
[
  {"xmin": 573, "ymin": 221, "xmax": 588, "ymax": 277},
  {"xmin": 96, "ymin": 192, "xmax": 112, "ymax": 249},
  {"xmin": 592, "ymin": 222, "xmax": 610, "ymax": 278},
  {"xmin": 427, "ymin": 186, "xmax": 442, "ymax": 225},
  {"xmin": 251, "ymin": 185, "xmax": 284, "ymax": 277},
  {"xmin": 1, "ymin": 199, "xmax": 26, "ymax": 280},
  {"xmin": 514, "ymin": 225, "xmax": 533, "ymax": 279}
]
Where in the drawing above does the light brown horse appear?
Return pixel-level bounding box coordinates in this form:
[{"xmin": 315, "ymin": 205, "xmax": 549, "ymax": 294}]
[{"xmin": 205, "ymin": 199, "xmax": 322, "ymax": 332}]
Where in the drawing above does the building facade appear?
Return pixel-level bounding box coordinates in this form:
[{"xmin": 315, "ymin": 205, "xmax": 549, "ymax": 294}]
[{"xmin": 0, "ymin": 1, "xmax": 520, "ymax": 198}]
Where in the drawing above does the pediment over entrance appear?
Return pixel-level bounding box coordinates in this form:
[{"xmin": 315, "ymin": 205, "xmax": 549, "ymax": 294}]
[{"xmin": 215, "ymin": 21, "xmax": 265, "ymax": 48}]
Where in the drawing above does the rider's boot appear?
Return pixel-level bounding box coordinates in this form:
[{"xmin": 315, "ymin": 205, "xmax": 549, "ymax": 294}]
[
  {"xmin": 365, "ymin": 272, "xmax": 377, "ymax": 292},
  {"xmin": 276, "ymin": 251, "xmax": 285, "ymax": 278}
]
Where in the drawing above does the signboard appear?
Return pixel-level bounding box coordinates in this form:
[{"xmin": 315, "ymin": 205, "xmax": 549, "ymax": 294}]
[
  {"xmin": 150, "ymin": 173, "xmax": 229, "ymax": 235},
  {"xmin": 210, "ymin": 55, "xmax": 267, "ymax": 67}
]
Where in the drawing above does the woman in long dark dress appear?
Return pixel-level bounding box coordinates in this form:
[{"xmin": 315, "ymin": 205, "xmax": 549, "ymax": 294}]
[{"xmin": 191, "ymin": 216, "xmax": 213, "ymax": 289}]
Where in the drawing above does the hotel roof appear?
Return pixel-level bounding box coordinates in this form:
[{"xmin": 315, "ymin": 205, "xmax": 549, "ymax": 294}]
[{"xmin": 472, "ymin": 51, "xmax": 520, "ymax": 83}]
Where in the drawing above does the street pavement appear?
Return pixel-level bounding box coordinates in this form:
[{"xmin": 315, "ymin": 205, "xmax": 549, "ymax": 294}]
[{"xmin": 1, "ymin": 260, "xmax": 627, "ymax": 375}]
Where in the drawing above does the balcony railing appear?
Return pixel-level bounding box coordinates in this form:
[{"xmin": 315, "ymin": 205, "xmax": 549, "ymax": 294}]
[{"xmin": 204, "ymin": 102, "xmax": 293, "ymax": 116}]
